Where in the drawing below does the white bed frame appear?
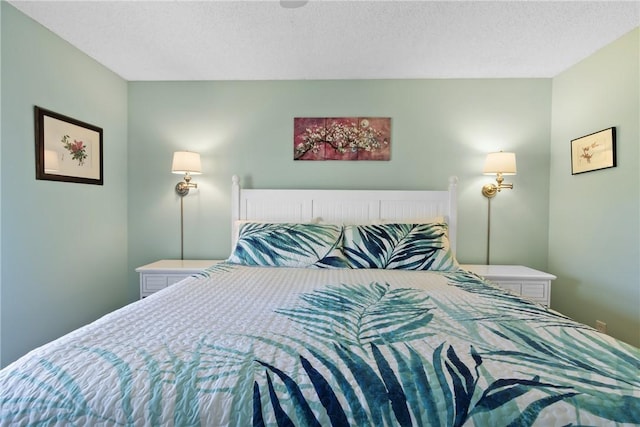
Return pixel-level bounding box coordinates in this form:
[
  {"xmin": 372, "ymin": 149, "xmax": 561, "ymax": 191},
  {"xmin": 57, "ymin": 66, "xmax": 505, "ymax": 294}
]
[{"xmin": 231, "ymin": 175, "xmax": 458, "ymax": 252}]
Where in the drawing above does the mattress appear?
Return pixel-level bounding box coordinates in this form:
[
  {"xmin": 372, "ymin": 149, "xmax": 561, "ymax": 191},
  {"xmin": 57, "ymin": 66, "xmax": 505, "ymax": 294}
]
[{"xmin": 1, "ymin": 263, "xmax": 638, "ymax": 426}]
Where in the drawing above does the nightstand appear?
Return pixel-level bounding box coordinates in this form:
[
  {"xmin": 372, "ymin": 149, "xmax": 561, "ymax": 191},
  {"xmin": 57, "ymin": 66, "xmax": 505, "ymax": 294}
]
[
  {"xmin": 461, "ymin": 265, "xmax": 557, "ymax": 307},
  {"xmin": 136, "ymin": 259, "xmax": 220, "ymax": 298}
]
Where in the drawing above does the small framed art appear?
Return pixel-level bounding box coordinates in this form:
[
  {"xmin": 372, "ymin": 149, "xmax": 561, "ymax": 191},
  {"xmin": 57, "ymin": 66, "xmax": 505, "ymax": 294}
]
[
  {"xmin": 34, "ymin": 106, "xmax": 103, "ymax": 185},
  {"xmin": 571, "ymin": 127, "xmax": 616, "ymax": 175}
]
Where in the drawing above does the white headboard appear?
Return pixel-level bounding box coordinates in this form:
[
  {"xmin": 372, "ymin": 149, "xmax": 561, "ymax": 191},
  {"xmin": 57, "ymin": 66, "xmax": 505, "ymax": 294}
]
[{"xmin": 231, "ymin": 175, "xmax": 458, "ymax": 252}]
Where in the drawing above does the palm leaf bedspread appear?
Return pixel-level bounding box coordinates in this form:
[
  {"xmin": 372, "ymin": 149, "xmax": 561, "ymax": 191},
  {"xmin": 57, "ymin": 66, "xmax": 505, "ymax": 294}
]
[{"xmin": 1, "ymin": 264, "xmax": 638, "ymax": 426}]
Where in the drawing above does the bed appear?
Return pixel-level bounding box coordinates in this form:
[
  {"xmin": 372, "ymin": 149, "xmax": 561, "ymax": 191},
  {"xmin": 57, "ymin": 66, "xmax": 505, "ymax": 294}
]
[{"xmin": 1, "ymin": 175, "xmax": 638, "ymax": 426}]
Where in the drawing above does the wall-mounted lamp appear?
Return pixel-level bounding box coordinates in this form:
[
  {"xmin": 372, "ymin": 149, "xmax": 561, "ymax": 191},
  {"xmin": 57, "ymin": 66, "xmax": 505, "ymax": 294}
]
[
  {"xmin": 481, "ymin": 151, "xmax": 517, "ymax": 264},
  {"xmin": 172, "ymin": 151, "xmax": 202, "ymax": 259},
  {"xmin": 172, "ymin": 151, "xmax": 202, "ymax": 196},
  {"xmin": 481, "ymin": 151, "xmax": 517, "ymax": 198}
]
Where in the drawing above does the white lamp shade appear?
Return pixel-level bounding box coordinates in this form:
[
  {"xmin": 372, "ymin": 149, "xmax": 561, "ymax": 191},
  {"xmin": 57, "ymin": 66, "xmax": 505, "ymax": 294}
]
[
  {"xmin": 44, "ymin": 149, "xmax": 59, "ymax": 172},
  {"xmin": 172, "ymin": 151, "xmax": 202, "ymax": 174},
  {"xmin": 483, "ymin": 151, "xmax": 516, "ymax": 175}
]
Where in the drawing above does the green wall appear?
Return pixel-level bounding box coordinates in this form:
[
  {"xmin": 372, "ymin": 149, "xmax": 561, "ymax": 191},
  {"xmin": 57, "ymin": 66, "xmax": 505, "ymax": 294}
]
[
  {"xmin": 0, "ymin": 2, "xmax": 130, "ymax": 366},
  {"xmin": 128, "ymin": 79, "xmax": 553, "ymax": 289},
  {"xmin": 549, "ymin": 28, "xmax": 640, "ymax": 347}
]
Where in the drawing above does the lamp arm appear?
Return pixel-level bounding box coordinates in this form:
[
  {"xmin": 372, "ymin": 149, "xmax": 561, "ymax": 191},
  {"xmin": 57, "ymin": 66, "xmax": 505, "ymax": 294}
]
[
  {"xmin": 175, "ymin": 172, "xmax": 198, "ymax": 197},
  {"xmin": 481, "ymin": 179, "xmax": 514, "ymax": 198}
]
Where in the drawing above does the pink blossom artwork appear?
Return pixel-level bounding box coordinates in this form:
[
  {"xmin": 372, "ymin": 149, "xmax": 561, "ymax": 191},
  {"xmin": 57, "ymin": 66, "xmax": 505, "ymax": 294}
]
[{"xmin": 294, "ymin": 117, "xmax": 391, "ymax": 161}]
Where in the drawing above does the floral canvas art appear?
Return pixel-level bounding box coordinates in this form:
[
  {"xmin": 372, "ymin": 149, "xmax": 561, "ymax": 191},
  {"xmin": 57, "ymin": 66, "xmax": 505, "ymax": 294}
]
[{"xmin": 294, "ymin": 117, "xmax": 391, "ymax": 161}]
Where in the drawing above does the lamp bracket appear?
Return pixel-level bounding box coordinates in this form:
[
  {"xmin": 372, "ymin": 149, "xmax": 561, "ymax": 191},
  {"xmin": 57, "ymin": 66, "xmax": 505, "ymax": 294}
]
[
  {"xmin": 482, "ymin": 183, "xmax": 498, "ymax": 198},
  {"xmin": 175, "ymin": 182, "xmax": 190, "ymax": 197},
  {"xmin": 482, "ymin": 173, "xmax": 514, "ymax": 199},
  {"xmin": 175, "ymin": 174, "xmax": 197, "ymax": 197},
  {"xmin": 482, "ymin": 182, "xmax": 514, "ymax": 198}
]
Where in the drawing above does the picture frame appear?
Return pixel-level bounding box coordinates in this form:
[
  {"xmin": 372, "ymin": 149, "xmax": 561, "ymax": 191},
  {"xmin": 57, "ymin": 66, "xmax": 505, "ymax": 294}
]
[
  {"xmin": 571, "ymin": 127, "xmax": 616, "ymax": 175},
  {"xmin": 294, "ymin": 117, "xmax": 391, "ymax": 161},
  {"xmin": 34, "ymin": 106, "xmax": 103, "ymax": 185}
]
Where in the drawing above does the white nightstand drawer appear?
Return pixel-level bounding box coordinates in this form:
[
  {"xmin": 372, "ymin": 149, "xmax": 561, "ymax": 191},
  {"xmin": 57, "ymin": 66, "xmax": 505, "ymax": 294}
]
[
  {"xmin": 136, "ymin": 259, "xmax": 220, "ymax": 298},
  {"xmin": 461, "ymin": 265, "xmax": 556, "ymax": 307},
  {"xmin": 167, "ymin": 274, "xmax": 192, "ymax": 286},
  {"xmin": 521, "ymin": 282, "xmax": 547, "ymax": 300},
  {"xmin": 141, "ymin": 274, "xmax": 192, "ymax": 294},
  {"xmin": 497, "ymin": 281, "xmax": 522, "ymax": 294},
  {"xmin": 142, "ymin": 275, "xmax": 169, "ymax": 292}
]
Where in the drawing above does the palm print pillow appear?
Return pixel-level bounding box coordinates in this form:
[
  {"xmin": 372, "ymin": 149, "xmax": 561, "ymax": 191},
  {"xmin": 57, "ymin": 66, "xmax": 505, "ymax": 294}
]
[
  {"xmin": 343, "ymin": 223, "xmax": 459, "ymax": 271},
  {"xmin": 227, "ymin": 222, "xmax": 349, "ymax": 268}
]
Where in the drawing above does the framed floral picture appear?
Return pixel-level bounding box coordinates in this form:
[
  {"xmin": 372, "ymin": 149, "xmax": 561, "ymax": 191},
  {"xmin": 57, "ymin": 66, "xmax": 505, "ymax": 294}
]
[
  {"xmin": 294, "ymin": 117, "xmax": 391, "ymax": 161},
  {"xmin": 571, "ymin": 127, "xmax": 616, "ymax": 175},
  {"xmin": 34, "ymin": 106, "xmax": 103, "ymax": 185}
]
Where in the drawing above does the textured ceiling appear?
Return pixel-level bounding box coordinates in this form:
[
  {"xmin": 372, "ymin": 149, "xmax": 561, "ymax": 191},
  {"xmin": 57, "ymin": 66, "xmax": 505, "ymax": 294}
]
[{"xmin": 9, "ymin": 0, "xmax": 640, "ymax": 81}]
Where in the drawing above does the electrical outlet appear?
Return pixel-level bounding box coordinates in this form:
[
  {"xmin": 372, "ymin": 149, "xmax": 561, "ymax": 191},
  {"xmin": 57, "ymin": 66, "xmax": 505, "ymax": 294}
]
[{"xmin": 596, "ymin": 320, "xmax": 607, "ymax": 334}]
